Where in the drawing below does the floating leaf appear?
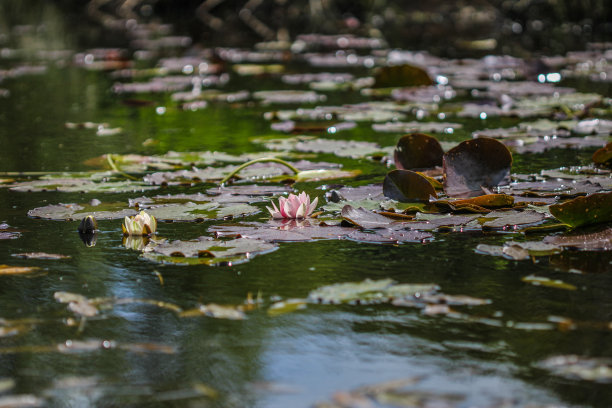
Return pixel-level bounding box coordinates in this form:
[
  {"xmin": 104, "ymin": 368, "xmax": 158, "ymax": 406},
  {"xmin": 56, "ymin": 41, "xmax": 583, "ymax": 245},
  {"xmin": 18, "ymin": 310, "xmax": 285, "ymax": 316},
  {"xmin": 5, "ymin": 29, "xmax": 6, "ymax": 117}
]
[
  {"xmin": 210, "ymin": 220, "xmax": 357, "ymax": 243},
  {"xmin": 308, "ymin": 278, "xmax": 438, "ymax": 305},
  {"xmin": 341, "ymin": 205, "xmax": 396, "ymax": 229},
  {"xmin": 268, "ymin": 299, "xmax": 308, "ymax": 316},
  {"xmin": 143, "ymin": 237, "xmax": 277, "ymax": 266},
  {"xmin": 443, "ymin": 138, "xmax": 512, "ymax": 197},
  {"xmin": 0, "ymin": 265, "xmax": 42, "ymax": 276},
  {"xmin": 544, "ymin": 227, "xmax": 612, "ymax": 251},
  {"xmin": 372, "ymin": 121, "xmax": 462, "ymax": 134},
  {"xmin": 0, "ymin": 223, "xmax": 21, "ymax": 240},
  {"xmin": 549, "ymin": 192, "xmax": 612, "ymax": 228},
  {"xmin": 255, "ymin": 135, "xmax": 387, "ymax": 159},
  {"xmin": 9, "ymin": 178, "xmax": 157, "ymax": 193},
  {"xmin": 54, "ymin": 291, "xmax": 98, "ymax": 317},
  {"xmin": 393, "ymin": 133, "xmax": 444, "ymax": 170},
  {"xmin": 181, "ymin": 304, "xmax": 245, "ymax": 320},
  {"xmin": 481, "ymin": 210, "xmax": 546, "ymax": 229},
  {"xmin": 537, "ymin": 355, "xmax": 612, "ymax": 383},
  {"xmin": 12, "ymin": 253, "xmax": 70, "ymax": 260},
  {"xmin": 383, "ymin": 170, "xmax": 437, "ymax": 202},
  {"xmin": 593, "ymin": 142, "xmax": 612, "ymax": 167},
  {"xmin": 522, "ymin": 275, "xmax": 577, "ymax": 290},
  {"xmin": 373, "ymin": 64, "xmax": 433, "ymax": 88},
  {"xmin": 0, "ymin": 395, "xmax": 44, "ymax": 408}
]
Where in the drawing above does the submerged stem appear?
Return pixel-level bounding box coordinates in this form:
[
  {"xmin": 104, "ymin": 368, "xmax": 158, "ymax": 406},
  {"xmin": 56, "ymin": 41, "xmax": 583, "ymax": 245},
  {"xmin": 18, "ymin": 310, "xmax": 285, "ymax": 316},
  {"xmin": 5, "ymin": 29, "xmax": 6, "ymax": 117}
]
[
  {"xmin": 219, "ymin": 158, "xmax": 299, "ymax": 185},
  {"xmin": 106, "ymin": 154, "xmax": 138, "ymax": 181}
]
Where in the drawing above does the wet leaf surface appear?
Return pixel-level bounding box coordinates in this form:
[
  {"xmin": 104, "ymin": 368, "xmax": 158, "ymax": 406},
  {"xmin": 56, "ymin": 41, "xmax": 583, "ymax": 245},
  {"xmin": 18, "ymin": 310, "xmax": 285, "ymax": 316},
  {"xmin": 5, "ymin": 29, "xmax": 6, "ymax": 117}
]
[
  {"xmin": 443, "ymin": 138, "xmax": 512, "ymax": 197},
  {"xmin": 372, "ymin": 121, "xmax": 462, "ymax": 134},
  {"xmin": 593, "ymin": 142, "xmax": 612, "ymax": 167},
  {"xmin": 0, "ymin": 224, "xmax": 21, "ymax": 240},
  {"xmin": 308, "ymin": 278, "xmax": 438, "ymax": 305},
  {"xmin": 394, "ymin": 133, "xmax": 444, "ymax": 170},
  {"xmin": 12, "ymin": 253, "xmax": 71, "ymax": 260},
  {"xmin": 549, "ymin": 191, "xmax": 612, "ymax": 228},
  {"xmin": 341, "ymin": 205, "xmax": 398, "ymax": 229},
  {"xmin": 537, "ymin": 355, "xmax": 612, "ymax": 383},
  {"xmin": 0, "ymin": 265, "xmax": 42, "ymax": 276},
  {"xmin": 255, "ymin": 135, "xmax": 387, "ymax": 159},
  {"xmin": 544, "ymin": 227, "xmax": 612, "ymax": 251},
  {"xmin": 143, "ymin": 237, "xmax": 278, "ymax": 266},
  {"xmin": 373, "ymin": 64, "xmax": 433, "ymax": 88},
  {"xmin": 481, "ymin": 210, "xmax": 546, "ymax": 229},
  {"xmin": 522, "ymin": 275, "xmax": 577, "ymax": 291},
  {"xmin": 8, "ymin": 178, "xmax": 157, "ymax": 194},
  {"xmin": 383, "ymin": 170, "xmax": 438, "ymax": 202}
]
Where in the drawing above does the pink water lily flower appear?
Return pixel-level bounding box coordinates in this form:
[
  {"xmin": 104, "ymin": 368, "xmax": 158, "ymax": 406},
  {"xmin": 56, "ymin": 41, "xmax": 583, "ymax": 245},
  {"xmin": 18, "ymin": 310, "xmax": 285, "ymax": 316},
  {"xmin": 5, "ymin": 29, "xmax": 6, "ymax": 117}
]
[{"xmin": 267, "ymin": 192, "xmax": 318, "ymax": 219}]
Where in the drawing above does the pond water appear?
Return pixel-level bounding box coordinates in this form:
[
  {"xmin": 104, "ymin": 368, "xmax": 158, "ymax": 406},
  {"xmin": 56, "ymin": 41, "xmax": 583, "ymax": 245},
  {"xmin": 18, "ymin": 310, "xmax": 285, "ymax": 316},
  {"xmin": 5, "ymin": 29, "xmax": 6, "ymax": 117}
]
[{"xmin": 0, "ymin": 7, "xmax": 611, "ymax": 408}]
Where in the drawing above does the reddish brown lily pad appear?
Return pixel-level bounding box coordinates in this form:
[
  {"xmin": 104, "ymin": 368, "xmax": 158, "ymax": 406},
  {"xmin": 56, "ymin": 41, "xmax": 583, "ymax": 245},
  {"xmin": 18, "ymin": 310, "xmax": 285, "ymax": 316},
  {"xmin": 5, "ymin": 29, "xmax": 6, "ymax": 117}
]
[
  {"xmin": 394, "ymin": 133, "xmax": 444, "ymax": 170},
  {"xmin": 549, "ymin": 191, "xmax": 612, "ymax": 228},
  {"xmin": 593, "ymin": 142, "xmax": 612, "ymax": 167},
  {"xmin": 443, "ymin": 138, "xmax": 512, "ymax": 197},
  {"xmin": 383, "ymin": 170, "xmax": 438, "ymax": 203},
  {"xmin": 374, "ymin": 64, "xmax": 433, "ymax": 88},
  {"xmin": 544, "ymin": 227, "xmax": 612, "ymax": 251}
]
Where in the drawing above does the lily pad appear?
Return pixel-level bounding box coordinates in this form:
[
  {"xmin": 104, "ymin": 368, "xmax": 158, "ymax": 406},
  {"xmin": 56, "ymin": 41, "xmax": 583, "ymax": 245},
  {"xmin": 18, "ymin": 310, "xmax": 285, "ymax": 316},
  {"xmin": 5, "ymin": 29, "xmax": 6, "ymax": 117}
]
[
  {"xmin": 373, "ymin": 121, "xmax": 462, "ymax": 134},
  {"xmin": 12, "ymin": 253, "xmax": 71, "ymax": 260},
  {"xmin": 8, "ymin": 178, "xmax": 157, "ymax": 194},
  {"xmin": 0, "ymin": 265, "xmax": 42, "ymax": 276},
  {"xmin": 537, "ymin": 355, "xmax": 612, "ymax": 383},
  {"xmin": 210, "ymin": 220, "xmax": 357, "ymax": 243},
  {"xmin": 341, "ymin": 205, "xmax": 397, "ymax": 229},
  {"xmin": 0, "ymin": 223, "xmax": 21, "ymax": 240},
  {"xmin": 383, "ymin": 170, "xmax": 437, "ymax": 202},
  {"xmin": 443, "ymin": 138, "xmax": 512, "ymax": 197},
  {"xmin": 143, "ymin": 237, "xmax": 278, "ymax": 266},
  {"xmin": 549, "ymin": 192, "xmax": 612, "ymax": 228},
  {"xmin": 394, "ymin": 133, "xmax": 444, "ymax": 170},
  {"xmin": 307, "ymin": 278, "xmax": 438, "ymax": 305},
  {"xmin": 373, "ymin": 64, "xmax": 433, "ymax": 88},
  {"xmin": 252, "ymin": 90, "xmax": 326, "ymax": 105},
  {"xmin": 593, "ymin": 142, "xmax": 612, "ymax": 167},
  {"xmin": 522, "ymin": 275, "xmax": 577, "ymax": 291},
  {"xmin": 544, "ymin": 228, "xmax": 612, "ymax": 251},
  {"xmin": 481, "ymin": 210, "xmax": 546, "ymax": 229},
  {"xmin": 255, "ymin": 135, "xmax": 387, "ymax": 159},
  {"xmin": 146, "ymin": 203, "xmax": 259, "ymax": 222},
  {"xmin": 28, "ymin": 203, "xmax": 137, "ymax": 221}
]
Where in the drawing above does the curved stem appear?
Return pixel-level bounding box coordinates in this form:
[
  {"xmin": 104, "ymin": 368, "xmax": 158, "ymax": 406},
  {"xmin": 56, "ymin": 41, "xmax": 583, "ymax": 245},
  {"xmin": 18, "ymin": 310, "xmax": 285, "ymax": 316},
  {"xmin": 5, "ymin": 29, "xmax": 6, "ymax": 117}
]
[
  {"xmin": 220, "ymin": 158, "xmax": 299, "ymax": 185},
  {"xmin": 106, "ymin": 154, "xmax": 139, "ymax": 181}
]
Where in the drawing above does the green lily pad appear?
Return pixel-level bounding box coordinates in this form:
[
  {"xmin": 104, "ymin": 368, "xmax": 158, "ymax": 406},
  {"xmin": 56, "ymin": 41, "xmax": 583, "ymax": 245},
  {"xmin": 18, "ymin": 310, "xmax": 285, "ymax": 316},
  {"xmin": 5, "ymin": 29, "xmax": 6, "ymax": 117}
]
[
  {"xmin": 522, "ymin": 275, "xmax": 577, "ymax": 290},
  {"xmin": 443, "ymin": 138, "xmax": 513, "ymax": 197},
  {"xmin": 8, "ymin": 178, "xmax": 157, "ymax": 194},
  {"xmin": 255, "ymin": 135, "xmax": 388, "ymax": 159},
  {"xmin": 308, "ymin": 278, "xmax": 439, "ymax": 304},
  {"xmin": 373, "ymin": 64, "xmax": 433, "ymax": 88},
  {"xmin": 341, "ymin": 205, "xmax": 397, "ymax": 229},
  {"xmin": 549, "ymin": 191, "xmax": 612, "ymax": 228},
  {"xmin": 143, "ymin": 237, "xmax": 278, "ymax": 266},
  {"xmin": 28, "ymin": 203, "xmax": 138, "ymax": 221},
  {"xmin": 372, "ymin": 121, "xmax": 462, "ymax": 134},
  {"xmin": 394, "ymin": 133, "xmax": 444, "ymax": 170},
  {"xmin": 383, "ymin": 170, "xmax": 437, "ymax": 202},
  {"xmin": 147, "ymin": 203, "xmax": 259, "ymax": 222}
]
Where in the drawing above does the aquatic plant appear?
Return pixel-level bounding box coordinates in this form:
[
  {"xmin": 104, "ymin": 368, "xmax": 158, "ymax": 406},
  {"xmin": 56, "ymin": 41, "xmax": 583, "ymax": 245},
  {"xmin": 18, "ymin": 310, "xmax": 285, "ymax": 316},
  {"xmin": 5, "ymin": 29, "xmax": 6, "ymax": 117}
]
[
  {"xmin": 122, "ymin": 211, "xmax": 157, "ymax": 236},
  {"xmin": 267, "ymin": 192, "xmax": 318, "ymax": 219}
]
